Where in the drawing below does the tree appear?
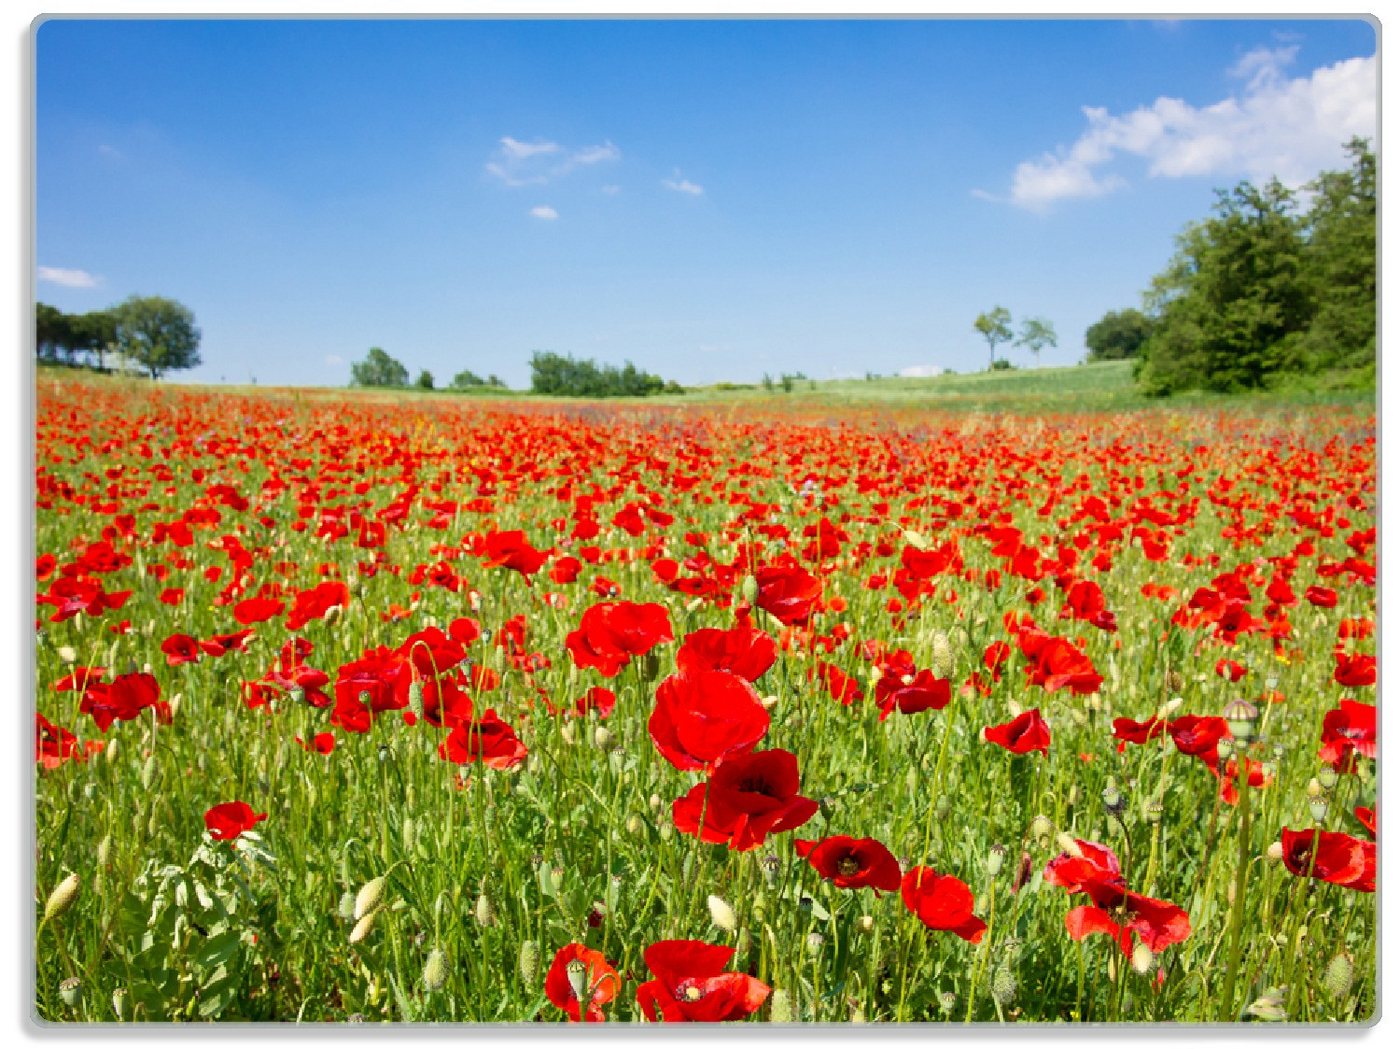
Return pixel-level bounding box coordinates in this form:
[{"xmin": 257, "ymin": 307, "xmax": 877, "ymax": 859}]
[
  {"xmin": 114, "ymin": 295, "xmax": 202, "ymax": 380},
  {"xmin": 1016, "ymin": 317, "xmax": 1057, "ymax": 362},
  {"xmin": 350, "ymin": 347, "xmax": 409, "ymax": 388},
  {"xmin": 71, "ymin": 309, "xmax": 118, "ymax": 371},
  {"xmin": 973, "ymin": 307, "xmax": 1013, "ymax": 369},
  {"xmin": 1298, "ymin": 137, "xmax": 1375, "ymax": 375},
  {"xmin": 416, "ymin": 369, "xmax": 435, "ymax": 390},
  {"xmin": 451, "ymin": 369, "xmax": 486, "ymax": 389},
  {"xmin": 1084, "ymin": 308, "xmax": 1154, "ymax": 362},
  {"xmin": 35, "ymin": 303, "xmax": 70, "ymax": 362}
]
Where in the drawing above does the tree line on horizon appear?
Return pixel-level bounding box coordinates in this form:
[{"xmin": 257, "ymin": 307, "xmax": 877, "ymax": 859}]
[
  {"xmin": 1085, "ymin": 137, "xmax": 1375, "ymax": 395},
  {"xmin": 348, "ymin": 347, "xmax": 680, "ymax": 398},
  {"xmin": 36, "ymin": 296, "xmax": 201, "ymax": 380}
]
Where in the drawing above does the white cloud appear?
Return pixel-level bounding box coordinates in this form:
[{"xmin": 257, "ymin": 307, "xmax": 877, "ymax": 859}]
[
  {"xmin": 601, "ymin": 184, "xmax": 621, "ymax": 195},
  {"xmin": 530, "ymin": 205, "xmax": 559, "ymax": 220},
  {"xmin": 898, "ymin": 364, "xmax": 945, "ymax": 378},
  {"xmin": 325, "ymin": 354, "xmax": 344, "ymax": 366},
  {"xmin": 487, "ymin": 137, "xmax": 620, "ymax": 186},
  {"xmin": 97, "ymin": 144, "xmax": 122, "ymax": 160},
  {"xmin": 663, "ymin": 172, "xmax": 704, "ymax": 196},
  {"xmin": 990, "ymin": 50, "xmax": 1375, "ymax": 212},
  {"xmin": 38, "ymin": 266, "xmax": 100, "ymax": 288}
]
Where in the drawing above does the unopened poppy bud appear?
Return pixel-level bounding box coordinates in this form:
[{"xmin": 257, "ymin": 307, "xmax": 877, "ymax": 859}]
[
  {"xmin": 1166, "ymin": 671, "xmax": 1185, "ymax": 693},
  {"xmin": 323, "ymin": 604, "xmax": 342, "ymax": 624},
  {"xmin": 59, "ymin": 976, "xmax": 82, "ymax": 1009},
  {"xmin": 768, "ymin": 989, "xmax": 793, "ymax": 1023},
  {"xmin": 1318, "ymin": 766, "xmax": 1339, "ymax": 790},
  {"xmin": 1029, "ymin": 814, "xmax": 1054, "ymax": 842},
  {"xmin": 990, "ymin": 966, "xmax": 1016, "ymax": 1007},
  {"xmin": 1323, "ymin": 952, "xmax": 1354, "ymax": 1000},
  {"xmin": 1055, "ymin": 833, "xmax": 1083, "ymax": 858},
  {"xmin": 354, "ymin": 876, "xmax": 385, "ymax": 921},
  {"xmin": 741, "ymin": 575, "xmax": 759, "ymax": 605},
  {"xmin": 760, "ymin": 693, "xmax": 779, "ymax": 711},
  {"xmin": 1131, "ymin": 942, "xmax": 1155, "ymax": 975},
  {"xmin": 44, "ymin": 873, "xmax": 80, "ymax": 922},
  {"xmin": 593, "ymin": 726, "xmax": 613, "ymax": 750},
  {"xmin": 560, "ymin": 721, "xmax": 577, "ymax": 745},
  {"xmin": 140, "ymin": 755, "xmax": 156, "ymax": 790},
  {"xmin": 401, "ymin": 817, "xmax": 416, "ymax": 855},
  {"xmin": 659, "ymin": 820, "xmax": 674, "ymax": 841},
  {"xmin": 111, "ymin": 987, "xmax": 128, "ymax": 1021},
  {"xmin": 103, "ymin": 737, "xmax": 118, "ymax": 763},
  {"xmin": 1066, "ymin": 784, "xmax": 1081, "ymax": 808},
  {"xmin": 1266, "ymin": 840, "xmax": 1285, "ymax": 862},
  {"xmin": 1158, "ymin": 695, "xmax": 1185, "ymax": 718},
  {"xmin": 407, "ymin": 682, "xmax": 425, "ymax": 719},
  {"xmin": 1309, "ymin": 796, "xmax": 1330, "ymax": 823},
  {"xmin": 96, "ymin": 834, "xmax": 111, "ymax": 868},
  {"xmin": 930, "ymin": 631, "xmax": 954, "ymax": 678},
  {"xmin": 625, "ymin": 813, "xmax": 644, "ymax": 836},
  {"xmin": 986, "ymin": 844, "xmax": 1006, "ymax": 877},
  {"xmin": 57, "ymin": 645, "xmax": 77, "ymax": 665},
  {"xmin": 707, "ymin": 895, "xmax": 737, "ymax": 934},
  {"xmin": 1305, "ymin": 777, "xmax": 1324, "ymax": 798},
  {"xmin": 423, "ymin": 948, "xmax": 448, "ymax": 992},
  {"xmin": 338, "ymin": 891, "xmax": 355, "ymax": 920},
  {"xmin": 938, "ymin": 991, "xmax": 957, "ymax": 1014},
  {"xmin": 474, "ymin": 892, "xmax": 496, "ymax": 928},
  {"xmin": 349, "ymin": 910, "xmax": 377, "ymax": 944},
  {"xmin": 518, "ymin": 940, "xmax": 540, "ymax": 984},
  {"xmin": 1245, "ymin": 987, "xmax": 1287, "ymax": 1022},
  {"xmin": 934, "ymin": 794, "xmax": 951, "ymax": 820},
  {"xmin": 805, "ymin": 932, "xmax": 824, "ymax": 956}
]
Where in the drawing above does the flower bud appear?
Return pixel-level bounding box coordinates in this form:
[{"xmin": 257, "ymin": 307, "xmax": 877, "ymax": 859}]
[
  {"xmin": 930, "ymin": 631, "xmax": 954, "ymax": 679},
  {"xmin": 707, "ymin": 895, "xmax": 737, "ymax": 934},
  {"xmin": 111, "ymin": 987, "xmax": 128, "ymax": 1021},
  {"xmin": 354, "ymin": 876, "xmax": 385, "ymax": 921},
  {"xmin": 57, "ymin": 646, "xmax": 77, "ymax": 665},
  {"xmin": 768, "ymin": 989, "xmax": 793, "ymax": 1023},
  {"xmin": 423, "ymin": 948, "xmax": 448, "ymax": 992},
  {"xmin": 518, "ymin": 940, "xmax": 540, "ymax": 984},
  {"xmin": 593, "ymin": 726, "xmax": 613, "ymax": 750},
  {"xmin": 938, "ymin": 991, "xmax": 957, "ymax": 1014},
  {"xmin": 401, "ymin": 817, "xmax": 416, "ymax": 856},
  {"xmin": 741, "ymin": 575, "xmax": 759, "ymax": 606},
  {"xmin": 1266, "ymin": 840, "xmax": 1285, "ymax": 862},
  {"xmin": 338, "ymin": 891, "xmax": 355, "ymax": 920},
  {"xmin": 1029, "ymin": 814, "xmax": 1054, "ymax": 842},
  {"xmin": 1323, "ymin": 952, "xmax": 1354, "ymax": 1000},
  {"xmin": 1130, "ymin": 942, "xmax": 1155, "ymax": 975},
  {"xmin": 475, "ymin": 892, "xmax": 496, "ymax": 928},
  {"xmin": 1055, "ymin": 833, "xmax": 1083, "ymax": 858},
  {"xmin": 348, "ymin": 909, "xmax": 377, "ymax": 944},
  {"xmin": 990, "ymin": 966, "xmax": 1016, "ymax": 1007},
  {"xmin": 986, "ymin": 844, "xmax": 1006, "ymax": 877},
  {"xmin": 856, "ymin": 914, "xmax": 875, "ymax": 935},
  {"xmin": 805, "ymin": 932, "xmax": 825, "ymax": 957},
  {"xmin": 408, "ymin": 682, "xmax": 425, "ymax": 719},
  {"xmin": 44, "ymin": 873, "xmax": 80, "ymax": 922}
]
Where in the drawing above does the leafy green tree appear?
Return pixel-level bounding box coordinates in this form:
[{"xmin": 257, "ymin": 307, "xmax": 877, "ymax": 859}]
[
  {"xmin": 416, "ymin": 369, "xmax": 435, "ymax": 390},
  {"xmin": 486, "ymin": 375, "xmax": 506, "ymax": 388},
  {"xmin": 71, "ymin": 309, "xmax": 119, "ymax": 371},
  {"xmin": 114, "ymin": 295, "xmax": 202, "ymax": 380},
  {"xmin": 1016, "ymin": 317, "xmax": 1057, "ymax": 362},
  {"xmin": 35, "ymin": 303, "xmax": 70, "ymax": 362},
  {"xmin": 973, "ymin": 306, "xmax": 1013, "ymax": 369},
  {"xmin": 1136, "ymin": 178, "xmax": 1312, "ymax": 395},
  {"xmin": 451, "ymin": 369, "xmax": 486, "ymax": 388},
  {"xmin": 529, "ymin": 352, "xmax": 668, "ymax": 397},
  {"xmin": 1084, "ymin": 308, "xmax": 1154, "ymax": 362},
  {"xmin": 1298, "ymin": 137, "xmax": 1375, "ymax": 375},
  {"xmin": 350, "ymin": 347, "xmax": 409, "ymax": 388}
]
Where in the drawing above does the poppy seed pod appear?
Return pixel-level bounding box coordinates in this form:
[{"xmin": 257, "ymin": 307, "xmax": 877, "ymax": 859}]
[
  {"xmin": 1102, "ymin": 780, "xmax": 1126, "ymax": 817},
  {"xmin": 354, "ymin": 876, "xmax": 385, "ymax": 921},
  {"xmin": 1309, "ymin": 796, "xmax": 1330, "ymax": 823},
  {"xmin": 111, "ymin": 987, "xmax": 128, "ymax": 1021},
  {"xmin": 1223, "ymin": 699, "xmax": 1260, "ymax": 743},
  {"xmin": 938, "ymin": 991, "xmax": 957, "ymax": 1014},
  {"xmin": 1318, "ymin": 766, "xmax": 1339, "ymax": 790},
  {"xmin": 1029, "ymin": 814, "xmax": 1054, "ymax": 842},
  {"xmin": 805, "ymin": 932, "xmax": 825, "ymax": 956},
  {"xmin": 59, "ymin": 976, "xmax": 83, "ymax": 1009},
  {"xmin": 44, "ymin": 873, "xmax": 80, "ymax": 922},
  {"xmin": 986, "ymin": 844, "xmax": 1007, "ymax": 877}
]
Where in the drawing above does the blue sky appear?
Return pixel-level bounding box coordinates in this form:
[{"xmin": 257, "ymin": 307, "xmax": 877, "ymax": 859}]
[{"xmin": 34, "ymin": 17, "xmax": 1378, "ymax": 388}]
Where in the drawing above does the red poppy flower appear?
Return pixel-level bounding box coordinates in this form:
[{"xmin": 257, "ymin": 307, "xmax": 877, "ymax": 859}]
[
  {"xmin": 1043, "ymin": 838, "xmax": 1128, "ymax": 905},
  {"xmin": 161, "ymin": 633, "xmax": 203, "ymax": 666},
  {"xmin": 1280, "ymin": 827, "xmax": 1375, "ymax": 892},
  {"xmin": 810, "ymin": 661, "xmax": 864, "ymax": 705},
  {"xmin": 1064, "ymin": 892, "xmax": 1192, "ymax": 956},
  {"xmin": 1318, "ymin": 699, "xmax": 1375, "ymax": 771},
  {"xmin": 233, "ymin": 595, "xmax": 285, "ymax": 625},
  {"xmin": 649, "ymin": 669, "xmax": 770, "ymax": 772},
  {"xmin": 437, "ymin": 710, "xmax": 528, "ymax": 770},
  {"xmin": 671, "ymin": 748, "xmax": 817, "ymax": 852},
  {"xmin": 795, "ymin": 836, "xmax": 901, "ymax": 893},
  {"xmin": 54, "ymin": 666, "xmax": 105, "ymax": 692},
  {"xmin": 1334, "ymin": 651, "xmax": 1376, "ymax": 688},
  {"xmin": 573, "ymin": 686, "xmax": 617, "ymax": 719},
  {"xmin": 200, "ymin": 629, "xmax": 256, "ymax": 657},
  {"xmin": 1354, "ymin": 806, "xmax": 1376, "ymax": 839},
  {"xmin": 36, "ymin": 713, "xmax": 88, "ymax": 770},
  {"xmin": 204, "ymin": 801, "xmax": 267, "ymax": 841},
  {"xmin": 1016, "ymin": 627, "xmax": 1103, "ymax": 695},
  {"xmin": 566, "ymin": 601, "xmax": 674, "ymax": 678},
  {"xmin": 79, "ymin": 671, "xmax": 161, "ymax": 733},
  {"xmin": 544, "ymin": 943, "xmax": 620, "ymax": 1023},
  {"xmin": 875, "ymin": 669, "xmax": 951, "ymax": 721},
  {"xmin": 754, "ymin": 563, "xmax": 822, "ymax": 626},
  {"xmin": 675, "ymin": 618, "xmax": 777, "ymax": 683},
  {"xmin": 285, "ymin": 580, "xmax": 351, "ymax": 630},
  {"xmin": 1167, "ymin": 715, "xmax": 1230, "ymax": 769},
  {"xmin": 1112, "ymin": 716, "xmax": 1166, "ymax": 747},
  {"xmin": 1304, "ymin": 585, "xmax": 1338, "ymax": 608},
  {"xmin": 635, "ymin": 940, "xmax": 770, "ymax": 1023},
  {"xmin": 983, "ymin": 709, "xmax": 1051, "ymax": 755},
  {"xmin": 294, "ymin": 732, "xmax": 337, "ymax": 755},
  {"xmin": 900, "ymin": 867, "xmax": 987, "ymax": 943},
  {"xmin": 550, "ymin": 555, "xmax": 583, "ymax": 584},
  {"xmin": 481, "ymin": 529, "xmax": 551, "ymax": 577}
]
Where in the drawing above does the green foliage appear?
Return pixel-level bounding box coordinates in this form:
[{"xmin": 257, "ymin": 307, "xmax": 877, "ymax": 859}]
[
  {"xmin": 973, "ymin": 306, "xmax": 1013, "ymax": 368},
  {"xmin": 416, "ymin": 370, "xmax": 435, "ymax": 391},
  {"xmin": 1136, "ymin": 140, "xmax": 1375, "ymax": 395},
  {"xmin": 1016, "ymin": 317, "xmax": 1057, "ymax": 359},
  {"xmin": 37, "ymin": 304, "xmax": 125, "ymax": 371},
  {"xmin": 35, "ymin": 303, "xmax": 71, "ymax": 362},
  {"xmin": 114, "ymin": 296, "xmax": 202, "ymax": 380},
  {"xmin": 351, "ymin": 347, "xmax": 410, "ymax": 388},
  {"xmin": 528, "ymin": 351, "xmax": 669, "ymax": 397},
  {"xmin": 1084, "ymin": 309, "xmax": 1154, "ymax": 362},
  {"xmin": 451, "ymin": 369, "xmax": 486, "ymax": 389}
]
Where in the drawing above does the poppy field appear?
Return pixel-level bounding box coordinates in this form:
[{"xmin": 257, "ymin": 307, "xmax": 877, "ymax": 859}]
[{"xmin": 33, "ymin": 374, "xmax": 1377, "ymax": 1024}]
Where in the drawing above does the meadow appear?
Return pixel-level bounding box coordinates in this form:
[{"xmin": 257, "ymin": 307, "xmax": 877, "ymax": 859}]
[{"xmin": 33, "ymin": 370, "xmax": 1376, "ymax": 1024}]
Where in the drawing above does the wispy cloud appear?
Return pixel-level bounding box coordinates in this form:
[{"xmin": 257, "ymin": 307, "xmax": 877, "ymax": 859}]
[
  {"xmin": 486, "ymin": 137, "xmax": 621, "ymax": 187},
  {"xmin": 663, "ymin": 171, "xmax": 704, "ymax": 196},
  {"xmin": 97, "ymin": 143, "xmax": 123, "ymax": 160},
  {"xmin": 530, "ymin": 205, "xmax": 560, "ymax": 220},
  {"xmin": 38, "ymin": 266, "xmax": 100, "ymax": 289},
  {"xmin": 325, "ymin": 354, "xmax": 344, "ymax": 367},
  {"xmin": 982, "ymin": 49, "xmax": 1375, "ymax": 212},
  {"xmin": 601, "ymin": 184, "xmax": 621, "ymax": 196}
]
